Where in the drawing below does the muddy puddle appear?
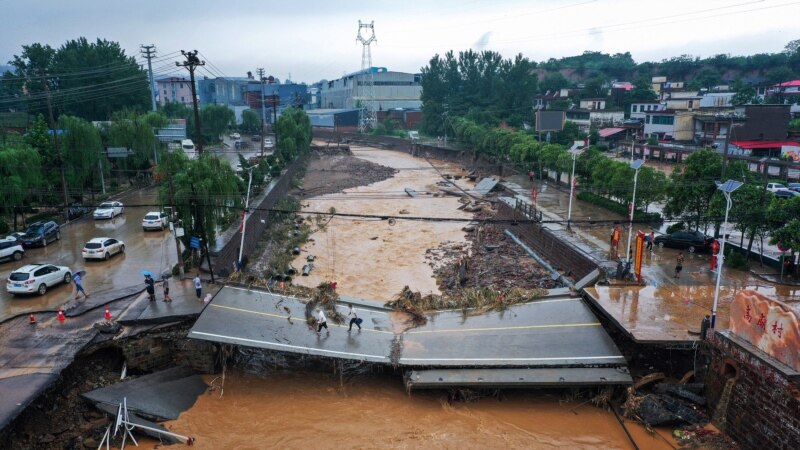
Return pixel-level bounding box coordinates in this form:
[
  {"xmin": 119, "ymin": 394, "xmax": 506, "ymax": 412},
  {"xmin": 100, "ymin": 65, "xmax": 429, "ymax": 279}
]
[
  {"xmin": 136, "ymin": 370, "xmax": 674, "ymax": 450},
  {"xmin": 291, "ymin": 147, "xmax": 474, "ymax": 301}
]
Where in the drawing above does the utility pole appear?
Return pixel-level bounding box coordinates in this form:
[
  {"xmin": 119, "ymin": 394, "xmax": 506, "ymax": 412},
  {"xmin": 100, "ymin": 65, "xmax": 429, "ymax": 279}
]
[
  {"xmin": 176, "ymin": 50, "xmax": 205, "ymax": 156},
  {"xmin": 42, "ymin": 76, "xmax": 70, "ymax": 221},
  {"xmin": 272, "ymin": 92, "xmax": 279, "ymax": 148},
  {"xmin": 721, "ymin": 116, "xmax": 733, "ymax": 178},
  {"xmin": 140, "ymin": 44, "xmax": 157, "ymax": 112},
  {"xmin": 257, "ymin": 68, "xmax": 266, "ymax": 157}
]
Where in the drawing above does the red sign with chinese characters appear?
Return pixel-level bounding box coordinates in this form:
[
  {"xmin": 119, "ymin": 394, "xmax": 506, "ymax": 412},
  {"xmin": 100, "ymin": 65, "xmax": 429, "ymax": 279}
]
[{"xmin": 729, "ymin": 290, "xmax": 799, "ymax": 371}]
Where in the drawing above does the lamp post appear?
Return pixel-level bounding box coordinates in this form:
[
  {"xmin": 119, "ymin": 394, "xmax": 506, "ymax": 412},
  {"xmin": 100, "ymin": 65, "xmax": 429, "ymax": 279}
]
[
  {"xmin": 626, "ymin": 159, "xmax": 645, "ymax": 263},
  {"xmin": 711, "ymin": 179, "xmax": 744, "ymax": 329},
  {"xmin": 567, "ymin": 149, "xmax": 581, "ymax": 230},
  {"xmin": 237, "ymin": 166, "xmax": 256, "ymax": 271}
]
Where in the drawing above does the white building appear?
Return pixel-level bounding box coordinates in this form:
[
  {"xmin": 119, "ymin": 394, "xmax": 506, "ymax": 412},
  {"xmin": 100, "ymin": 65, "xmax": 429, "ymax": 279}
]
[{"xmin": 319, "ymin": 67, "xmax": 422, "ymax": 111}]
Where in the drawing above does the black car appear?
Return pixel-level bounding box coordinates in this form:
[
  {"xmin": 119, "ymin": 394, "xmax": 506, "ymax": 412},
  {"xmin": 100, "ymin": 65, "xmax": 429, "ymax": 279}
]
[
  {"xmin": 654, "ymin": 230, "xmax": 714, "ymax": 253},
  {"xmin": 20, "ymin": 221, "xmax": 61, "ymax": 248},
  {"xmin": 67, "ymin": 203, "xmax": 90, "ymax": 220}
]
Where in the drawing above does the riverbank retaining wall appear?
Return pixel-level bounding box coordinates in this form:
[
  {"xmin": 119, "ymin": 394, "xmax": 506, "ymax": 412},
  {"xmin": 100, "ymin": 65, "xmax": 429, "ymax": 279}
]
[
  {"xmin": 495, "ymin": 202, "xmax": 599, "ymax": 282},
  {"xmin": 703, "ymin": 331, "xmax": 799, "ymax": 450},
  {"xmin": 212, "ymin": 155, "xmax": 307, "ymax": 276}
]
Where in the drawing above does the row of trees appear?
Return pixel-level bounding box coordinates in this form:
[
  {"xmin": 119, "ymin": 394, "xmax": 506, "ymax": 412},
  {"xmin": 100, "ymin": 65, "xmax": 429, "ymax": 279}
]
[{"xmin": 443, "ymin": 116, "xmax": 799, "ymax": 264}]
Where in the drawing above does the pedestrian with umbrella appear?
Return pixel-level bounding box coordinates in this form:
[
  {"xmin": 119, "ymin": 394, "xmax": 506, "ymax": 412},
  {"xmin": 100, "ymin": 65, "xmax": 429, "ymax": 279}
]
[
  {"xmin": 73, "ymin": 270, "xmax": 89, "ymax": 300},
  {"xmin": 142, "ymin": 271, "xmax": 156, "ymax": 302}
]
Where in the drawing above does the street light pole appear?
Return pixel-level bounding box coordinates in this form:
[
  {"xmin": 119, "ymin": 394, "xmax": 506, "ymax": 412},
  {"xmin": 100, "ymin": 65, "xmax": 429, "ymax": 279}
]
[
  {"xmin": 567, "ymin": 150, "xmax": 578, "ymax": 230},
  {"xmin": 626, "ymin": 159, "xmax": 645, "ymax": 263},
  {"xmin": 237, "ymin": 166, "xmax": 255, "ymax": 270},
  {"xmin": 711, "ymin": 179, "xmax": 744, "ymax": 329}
]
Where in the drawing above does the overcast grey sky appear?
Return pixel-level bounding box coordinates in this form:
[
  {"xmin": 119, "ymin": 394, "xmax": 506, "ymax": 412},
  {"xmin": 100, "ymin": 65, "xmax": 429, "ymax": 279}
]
[{"xmin": 2, "ymin": 0, "xmax": 799, "ymax": 83}]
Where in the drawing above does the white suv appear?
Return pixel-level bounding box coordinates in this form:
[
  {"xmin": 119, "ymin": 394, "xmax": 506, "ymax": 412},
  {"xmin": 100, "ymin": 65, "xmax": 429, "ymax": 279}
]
[
  {"xmin": 142, "ymin": 211, "xmax": 169, "ymax": 231},
  {"xmin": 0, "ymin": 238, "xmax": 24, "ymax": 262},
  {"xmin": 7, "ymin": 263, "xmax": 72, "ymax": 295},
  {"xmin": 766, "ymin": 183, "xmax": 788, "ymax": 193}
]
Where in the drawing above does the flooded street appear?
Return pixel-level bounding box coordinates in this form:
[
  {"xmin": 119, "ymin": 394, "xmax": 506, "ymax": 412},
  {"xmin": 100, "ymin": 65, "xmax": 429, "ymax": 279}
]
[
  {"xmin": 140, "ymin": 371, "xmax": 674, "ymax": 450},
  {"xmin": 291, "ymin": 147, "xmax": 473, "ymax": 300},
  {"xmin": 507, "ymin": 173, "xmax": 799, "ymax": 341},
  {"xmin": 0, "ymin": 187, "xmax": 178, "ymax": 321}
]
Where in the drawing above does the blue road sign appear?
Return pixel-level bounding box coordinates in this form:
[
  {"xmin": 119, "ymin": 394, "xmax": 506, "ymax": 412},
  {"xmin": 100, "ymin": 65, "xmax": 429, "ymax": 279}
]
[{"xmin": 190, "ymin": 236, "xmax": 201, "ymax": 249}]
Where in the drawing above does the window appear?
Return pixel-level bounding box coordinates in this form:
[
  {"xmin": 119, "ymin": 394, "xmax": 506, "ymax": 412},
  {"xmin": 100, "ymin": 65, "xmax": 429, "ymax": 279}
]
[
  {"xmin": 645, "ymin": 115, "xmax": 651, "ymax": 124},
  {"xmin": 180, "ymin": 83, "xmax": 184, "ymax": 89},
  {"xmin": 632, "ymin": 105, "xmax": 637, "ymax": 112},
  {"xmin": 181, "ymin": 97, "xmax": 185, "ymax": 102},
  {"xmin": 651, "ymin": 115, "xmax": 674, "ymax": 125},
  {"xmin": 163, "ymin": 90, "xmax": 167, "ymax": 95}
]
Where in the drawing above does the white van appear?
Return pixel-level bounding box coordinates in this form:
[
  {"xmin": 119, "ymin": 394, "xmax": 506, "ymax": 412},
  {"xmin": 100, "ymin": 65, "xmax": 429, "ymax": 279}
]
[{"xmin": 181, "ymin": 139, "xmax": 197, "ymax": 160}]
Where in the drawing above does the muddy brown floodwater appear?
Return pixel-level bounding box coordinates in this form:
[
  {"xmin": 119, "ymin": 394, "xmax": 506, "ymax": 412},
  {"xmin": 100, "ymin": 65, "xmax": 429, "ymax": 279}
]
[
  {"xmin": 139, "ymin": 146, "xmax": 677, "ymax": 449},
  {"xmin": 291, "ymin": 147, "xmax": 474, "ymax": 300},
  {"xmin": 138, "ymin": 371, "xmax": 675, "ymax": 450}
]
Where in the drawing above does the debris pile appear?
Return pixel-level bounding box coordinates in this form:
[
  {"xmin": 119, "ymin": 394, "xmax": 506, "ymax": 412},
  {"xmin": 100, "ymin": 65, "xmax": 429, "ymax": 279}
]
[
  {"xmin": 433, "ymin": 218, "xmax": 558, "ymax": 294},
  {"xmin": 623, "ymin": 373, "xmax": 709, "ymax": 428},
  {"xmin": 385, "ymin": 285, "xmax": 547, "ymax": 318}
]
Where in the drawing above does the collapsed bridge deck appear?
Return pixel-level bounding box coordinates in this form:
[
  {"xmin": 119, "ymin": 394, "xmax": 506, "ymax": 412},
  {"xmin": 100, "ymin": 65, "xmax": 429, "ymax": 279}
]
[{"xmin": 189, "ymin": 286, "xmax": 631, "ymax": 387}]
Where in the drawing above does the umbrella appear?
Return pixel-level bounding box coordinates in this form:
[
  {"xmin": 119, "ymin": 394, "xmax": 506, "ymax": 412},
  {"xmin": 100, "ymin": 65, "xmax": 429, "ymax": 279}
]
[
  {"xmin": 161, "ymin": 270, "xmax": 172, "ymax": 279},
  {"xmin": 141, "ymin": 270, "xmax": 154, "ymax": 277},
  {"xmin": 74, "ymin": 270, "xmax": 87, "ymax": 278}
]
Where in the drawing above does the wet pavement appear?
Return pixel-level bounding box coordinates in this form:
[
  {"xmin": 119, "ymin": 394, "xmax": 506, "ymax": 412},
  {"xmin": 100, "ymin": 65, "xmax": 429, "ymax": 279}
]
[
  {"xmin": 0, "ymin": 273, "xmax": 214, "ymax": 430},
  {"xmin": 190, "ymin": 286, "xmax": 629, "ymax": 382},
  {"xmin": 0, "ymin": 187, "xmax": 179, "ymax": 322},
  {"xmin": 502, "ymin": 174, "xmax": 799, "ymax": 342}
]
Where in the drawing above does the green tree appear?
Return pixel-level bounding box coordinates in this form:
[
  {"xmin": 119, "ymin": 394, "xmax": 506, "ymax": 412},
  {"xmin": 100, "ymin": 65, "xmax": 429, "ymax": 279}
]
[
  {"xmin": 689, "ymin": 68, "xmax": 721, "ymax": 91},
  {"xmin": 240, "ymin": 109, "xmax": 261, "ymax": 134},
  {"xmin": 8, "ymin": 39, "xmax": 149, "ymax": 120},
  {"xmin": 629, "ymin": 77, "xmax": 658, "ymax": 102},
  {"xmin": 160, "ymin": 101, "xmax": 191, "ymax": 119},
  {"xmin": 663, "ymin": 149, "xmax": 722, "ymax": 231},
  {"xmin": 275, "ymin": 107, "xmax": 311, "ymax": 163},
  {"xmin": 731, "ymin": 79, "xmax": 761, "ymax": 105},
  {"xmin": 58, "ymin": 115, "xmax": 103, "ymax": 197},
  {"xmin": 106, "ymin": 111, "xmax": 159, "ymax": 178},
  {"xmin": 539, "ymin": 72, "xmax": 570, "ymax": 93},
  {"xmin": 0, "ymin": 146, "xmax": 42, "ymax": 229},
  {"xmin": 197, "ymin": 104, "xmax": 235, "ymax": 144},
  {"xmin": 50, "ymin": 38, "xmax": 149, "ymax": 120},
  {"xmin": 582, "ymin": 76, "xmax": 606, "ymax": 98},
  {"xmin": 167, "ymin": 154, "xmax": 242, "ymax": 278}
]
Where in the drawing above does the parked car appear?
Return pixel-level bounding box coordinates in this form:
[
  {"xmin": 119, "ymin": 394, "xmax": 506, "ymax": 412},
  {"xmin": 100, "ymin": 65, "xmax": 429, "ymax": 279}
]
[
  {"xmin": 264, "ymin": 137, "xmax": 275, "ymax": 149},
  {"xmin": 774, "ymin": 189, "xmax": 800, "ymax": 199},
  {"xmin": 654, "ymin": 231, "xmax": 714, "ymax": 253},
  {"xmin": 766, "ymin": 183, "xmax": 788, "ymax": 193},
  {"xmin": 5, "ymin": 231, "xmax": 26, "ymax": 242},
  {"xmin": 20, "ymin": 221, "xmax": 61, "ymax": 248},
  {"xmin": 0, "ymin": 238, "xmax": 24, "ymax": 262},
  {"xmin": 142, "ymin": 211, "xmax": 169, "ymax": 231},
  {"xmin": 67, "ymin": 203, "xmax": 90, "ymax": 220},
  {"xmin": 82, "ymin": 237, "xmax": 125, "ymax": 260},
  {"xmin": 93, "ymin": 201, "xmax": 124, "ymax": 219},
  {"xmin": 786, "ymin": 183, "xmax": 800, "ymax": 193},
  {"xmin": 230, "ymin": 132, "xmax": 241, "ymax": 140},
  {"xmin": 6, "ymin": 263, "xmax": 72, "ymax": 296}
]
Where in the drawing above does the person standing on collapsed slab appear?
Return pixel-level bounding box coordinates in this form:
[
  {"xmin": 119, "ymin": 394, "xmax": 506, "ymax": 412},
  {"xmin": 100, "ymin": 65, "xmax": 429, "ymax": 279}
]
[
  {"xmin": 316, "ymin": 308, "xmax": 329, "ymax": 335},
  {"xmin": 144, "ymin": 274, "xmax": 155, "ymax": 302},
  {"xmin": 347, "ymin": 304, "xmax": 362, "ymax": 332}
]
